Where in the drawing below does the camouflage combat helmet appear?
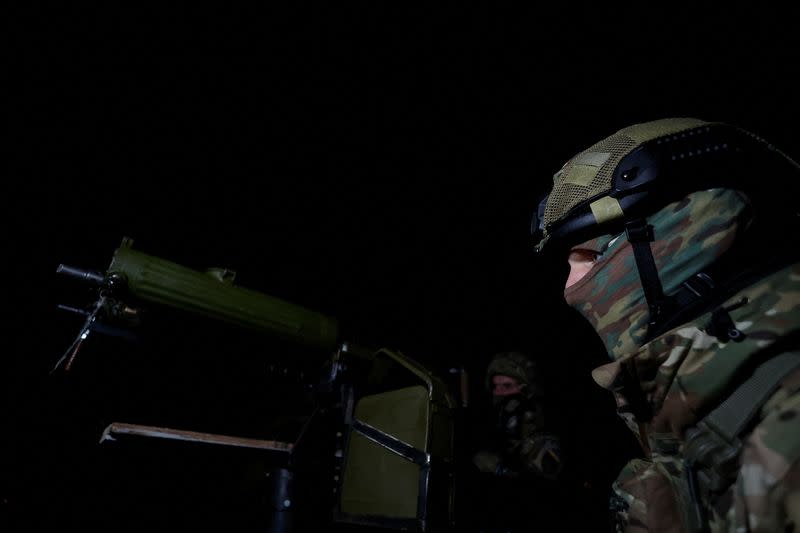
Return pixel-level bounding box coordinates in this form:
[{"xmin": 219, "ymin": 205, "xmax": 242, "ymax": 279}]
[
  {"xmin": 531, "ymin": 118, "xmax": 800, "ymax": 342},
  {"xmin": 532, "ymin": 118, "xmax": 798, "ymax": 253},
  {"xmin": 485, "ymin": 352, "xmax": 541, "ymax": 399}
]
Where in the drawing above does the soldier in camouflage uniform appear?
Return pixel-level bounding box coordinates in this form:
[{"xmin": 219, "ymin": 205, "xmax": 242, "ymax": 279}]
[
  {"xmin": 473, "ymin": 352, "xmax": 564, "ymax": 481},
  {"xmin": 530, "ymin": 118, "xmax": 800, "ymax": 532},
  {"xmin": 469, "ymin": 352, "xmax": 565, "ymax": 532}
]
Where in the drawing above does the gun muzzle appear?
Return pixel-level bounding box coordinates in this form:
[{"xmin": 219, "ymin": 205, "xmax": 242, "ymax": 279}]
[{"xmin": 56, "ymin": 264, "xmax": 105, "ymax": 286}]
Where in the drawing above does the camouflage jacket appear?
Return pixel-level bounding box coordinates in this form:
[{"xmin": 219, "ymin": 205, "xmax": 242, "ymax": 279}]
[
  {"xmin": 473, "ymin": 395, "xmax": 563, "ymax": 480},
  {"xmin": 592, "ymin": 263, "xmax": 800, "ymax": 532}
]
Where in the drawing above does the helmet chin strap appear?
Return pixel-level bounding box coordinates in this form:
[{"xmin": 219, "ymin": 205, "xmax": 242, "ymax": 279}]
[
  {"xmin": 624, "ymin": 218, "xmax": 669, "ymax": 338},
  {"xmin": 623, "ymin": 215, "xmax": 762, "ymax": 343},
  {"xmin": 604, "ymin": 217, "xmax": 667, "ymax": 424}
]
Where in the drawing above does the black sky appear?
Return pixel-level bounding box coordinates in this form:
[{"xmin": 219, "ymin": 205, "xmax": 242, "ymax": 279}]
[{"xmin": 6, "ymin": 5, "xmax": 800, "ymax": 531}]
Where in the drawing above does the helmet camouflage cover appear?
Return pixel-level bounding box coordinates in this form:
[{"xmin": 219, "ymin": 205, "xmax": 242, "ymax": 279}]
[
  {"xmin": 531, "ymin": 117, "xmax": 797, "ymax": 253},
  {"xmin": 485, "ymin": 351, "xmax": 542, "ymax": 399}
]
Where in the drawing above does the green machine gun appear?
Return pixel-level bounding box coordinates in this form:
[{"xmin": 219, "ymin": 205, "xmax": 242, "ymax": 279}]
[{"xmin": 55, "ymin": 237, "xmax": 457, "ymax": 532}]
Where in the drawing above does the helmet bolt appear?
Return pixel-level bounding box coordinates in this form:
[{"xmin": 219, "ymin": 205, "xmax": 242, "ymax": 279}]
[{"xmin": 621, "ymin": 167, "xmax": 639, "ymax": 182}]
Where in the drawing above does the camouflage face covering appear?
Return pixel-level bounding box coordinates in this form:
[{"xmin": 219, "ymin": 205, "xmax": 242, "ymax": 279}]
[{"xmin": 563, "ymin": 188, "xmax": 752, "ymax": 360}]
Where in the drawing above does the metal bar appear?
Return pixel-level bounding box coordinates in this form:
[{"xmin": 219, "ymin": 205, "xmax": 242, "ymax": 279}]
[
  {"xmin": 334, "ymin": 513, "xmax": 420, "ymax": 531},
  {"xmin": 416, "ymin": 463, "xmax": 431, "ymax": 529},
  {"xmin": 99, "ymin": 422, "xmax": 293, "ymax": 452},
  {"xmin": 351, "ymin": 419, "xmax": 429, "ymax": 466}
]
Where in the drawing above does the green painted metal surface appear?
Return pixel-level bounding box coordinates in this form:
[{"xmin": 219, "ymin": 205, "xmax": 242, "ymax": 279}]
[
  {"xmin": 106, "ymin": 238, "xmax": 339, "ymax": 350},
  {"xmin": 340, "ymin": 385, "xmax": 429, "ymax": 518}
]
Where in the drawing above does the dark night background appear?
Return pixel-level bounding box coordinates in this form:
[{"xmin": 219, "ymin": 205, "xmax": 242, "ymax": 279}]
[{"xmin": 6, "ymin": 5, "xmax": 799, "ymax": 532}]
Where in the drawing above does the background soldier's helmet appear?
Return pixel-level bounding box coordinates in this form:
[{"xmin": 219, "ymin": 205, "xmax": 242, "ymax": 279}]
[{"xmin": 485, "ymin": 351, "xmax": 542, "ymax": 399}]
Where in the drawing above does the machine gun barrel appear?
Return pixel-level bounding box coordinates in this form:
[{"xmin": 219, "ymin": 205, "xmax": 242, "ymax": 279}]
[
  {"xmin": 56, "ymin": 264, "xmax": 105, "ymax": 285},
  {"xmin": 105, "ymin": 238, "xmax": 339, "ymax": 351}
]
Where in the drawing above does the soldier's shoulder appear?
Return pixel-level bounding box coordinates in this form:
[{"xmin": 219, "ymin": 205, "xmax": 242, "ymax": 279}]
[{"xmin": 745, "ymin": 365, "xmax": 800, "ymax": 481}]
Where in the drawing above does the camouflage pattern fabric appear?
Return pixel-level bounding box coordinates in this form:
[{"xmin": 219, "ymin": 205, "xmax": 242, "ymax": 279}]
[
  {"xmin": 591, "ymin": 264, "xmax": 800, "ymax": 531},
  {"xmin": 495, "ymin": 394, "xmax": 562, "ymax": 479},
  {"xmin": 563, "ymin": 188, "xmax": 752, "ymax": 360},
  {"xmin": 475, "ymin": 353, "xmax": 564, "ymax": 480},
  {"xmin": 473, "ymin": 393, "xmax": 563, "ymax": 479},
  {"xmin": 534, "ymin": 117, "xmax": 800, "ymax": 530},
  {"xmin": 726, "ymin": 366, "xmax": 800, "ymax": 532}
]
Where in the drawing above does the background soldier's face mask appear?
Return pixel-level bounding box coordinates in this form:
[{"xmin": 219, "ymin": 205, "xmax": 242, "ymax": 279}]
[
  {"xmin": 492, "ymin": 387, "xmax": 525, "ymax": 407},
  {"xmin": 562, "ymin": 189, "xmax": 752, "ymax": 360}
]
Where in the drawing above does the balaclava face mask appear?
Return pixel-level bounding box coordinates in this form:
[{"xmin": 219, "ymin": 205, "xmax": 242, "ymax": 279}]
[{"xmin": 563, "ymin": 188, "xmax": 752, "ymax": 360}]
